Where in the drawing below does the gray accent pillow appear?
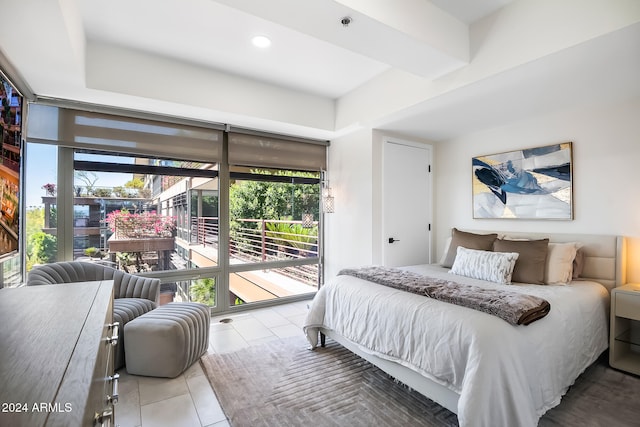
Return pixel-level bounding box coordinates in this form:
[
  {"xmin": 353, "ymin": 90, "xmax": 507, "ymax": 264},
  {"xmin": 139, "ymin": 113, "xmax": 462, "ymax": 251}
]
[
  {"xmin": 442, "ymin": 228, "xmax": 498, "ymax": 268},
  {"xmin": 493, "ymin": 238, "xmax": 549, "ymax": 284}
]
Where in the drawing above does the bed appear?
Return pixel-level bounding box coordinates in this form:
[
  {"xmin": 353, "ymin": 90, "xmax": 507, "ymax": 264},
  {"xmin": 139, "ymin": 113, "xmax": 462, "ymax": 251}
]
[{"xmin": 303, "ymin": 230, "xmax": 627, "ymax": 427}]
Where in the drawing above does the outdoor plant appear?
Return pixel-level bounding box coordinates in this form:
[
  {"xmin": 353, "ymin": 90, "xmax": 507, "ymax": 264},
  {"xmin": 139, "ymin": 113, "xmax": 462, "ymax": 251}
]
[
  {"xmin": 116, "ymin": 252, "xmax": 133, "ymax": 266},
  {"xmin": 29, "ymin": 232, "xmax": 57, "ymax": 264},
  {"xmin": 286, "ymin": 223, "xmax": 318, "ymax": 251},
  {"xmin": 93, "ymin": 188, "xmax": 113, "ymax": 197},
  {"xmin": 138, "ymin": 188, "xmax": 152, "ymax": 199},
  {"xmin": 106, "ymin": 209, "xmax": 176, "ymax": 238},
  {"xmin": 264, "ymin": 221, "xmax": 294, "ymax": 244},
  {"xmin": 75, "ymin": 171, "xmax": 98, "ymax": 195},
  {"xmin": 190, "ymin": 278, "xmax": 215, "ymax": 306},
  {"xmin": 41, "ymin": 183, "xmax": 56, "ymax": 196},
  {"xmin": 264, "ymin": 221, "xmax": 318, "ymax": 254},
  {"xmin": 112, "ymin": 186, "xmax": 129, "ymax": 198},
  {"xmin": 84, "ymin": 247, "xmax": 104, "ymax": 258}
]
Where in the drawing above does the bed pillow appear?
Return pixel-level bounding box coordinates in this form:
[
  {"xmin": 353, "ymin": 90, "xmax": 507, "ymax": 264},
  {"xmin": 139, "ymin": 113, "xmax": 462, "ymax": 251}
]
[
  {"xmin": 545, "ymin": 242, "xmax": 580, "ymax": 284},
  {"xmin": 493, "ymin": 238, "xmax": 549, "ymax": 285},
  {"xmin": 572, "ymin": 247, "xmax": 585, "ymax": 279},
  {"xmin": 442, "ymin": 228, "xmax": 498, "ymax": 268},
  {"xmin": 449, "ymin": 246, "xmax": 519, "ymax": 285}
]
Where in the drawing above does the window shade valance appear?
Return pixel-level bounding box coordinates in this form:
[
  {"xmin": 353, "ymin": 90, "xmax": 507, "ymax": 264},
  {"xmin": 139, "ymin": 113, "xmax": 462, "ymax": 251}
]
[
  {"xmin": 228, "ymin": 131, "xmax": 327, "ymax": 171},
  {"xmin": 27, "ymin": 104, "xmax": 222, "ymax": 163}
]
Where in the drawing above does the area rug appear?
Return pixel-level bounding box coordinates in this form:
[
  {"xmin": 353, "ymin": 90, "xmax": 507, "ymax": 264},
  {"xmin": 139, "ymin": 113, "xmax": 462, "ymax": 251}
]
[
  {"xmin": 200, "ymin": 335, "xmax": 640, "ymax": 427},
  {"xmin": 200, "ymin": 335, "xmax": 457, "ymax": 426}
]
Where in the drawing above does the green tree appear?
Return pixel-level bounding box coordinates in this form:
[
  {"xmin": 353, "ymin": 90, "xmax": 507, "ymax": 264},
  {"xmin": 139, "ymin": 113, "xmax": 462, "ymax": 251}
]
[
  {"xmin": 229, "ymin": 170, "xmax": 319, "ymax": 224},
  {"xmin": 25, "ymin": 207, "xmax": 44, "ymax": 236},
  {"xmin": 93, "ymin": 188, "xmax": 113, "ymax": 197},
  {"xmin": 25, "ymin": 208, "xmax": 45, "ymax": 270},
  {"xmin": 49, "ymin": 206, "xmax": 57, "ymax": 228},
  {"xmin": 190, "ymin": 278, "xmax": 215, "ymax": 306},
  {"xmin": 191, "ymin": 193, "xmax": 218, "ymax": 217},
  {"xmin": 29, "ymin": 232, "xmax": 57, "ymax": 266},
  {"xmin": 125, "ymin": 177, "xmax": 145, "ymax": 189},
  {"xmin": 75, "ymin": 170, "xmax": 99, "ymax": 195},
  {"xmin": 112, "ymin": 178, "xmax": 147, "ymax": 198},
  {"xmin": 229, "ymin": 170, "xmax": 320, "ymax": 250}
]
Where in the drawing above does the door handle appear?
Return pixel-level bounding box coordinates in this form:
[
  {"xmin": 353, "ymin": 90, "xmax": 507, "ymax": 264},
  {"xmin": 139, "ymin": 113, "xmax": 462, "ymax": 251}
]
[{"xmin": 388, "ymin": 237, "xmax": 400, "ymax": 244}]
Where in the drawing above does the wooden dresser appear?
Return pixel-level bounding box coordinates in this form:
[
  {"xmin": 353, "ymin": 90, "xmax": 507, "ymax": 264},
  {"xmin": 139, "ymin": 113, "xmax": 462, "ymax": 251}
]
[{"xmin": 0, "ymin": 281, "xmax": 117, "ymax": 427}]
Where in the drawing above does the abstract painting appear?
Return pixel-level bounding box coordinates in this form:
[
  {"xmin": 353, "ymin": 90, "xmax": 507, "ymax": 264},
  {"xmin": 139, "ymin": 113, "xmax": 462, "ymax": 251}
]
[{"xmin": 472, "ymin": 143, "xmax": 573, "ymax": 219}]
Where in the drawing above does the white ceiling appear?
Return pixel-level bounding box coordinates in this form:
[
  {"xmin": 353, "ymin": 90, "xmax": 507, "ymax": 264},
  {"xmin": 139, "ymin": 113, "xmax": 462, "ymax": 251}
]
[
  {"xmin": 429, "ymin": 0, "xmax": 514, "ymax": 23},
  {"xmin": 81, "ymin": 0, "xmax": 390, "ymax": 99},
  {"xmin": 78, "ymin": 0, "xmax": 511, "ymax": 98},
  {"xmin": 1, "ymin": 0, "xmax": 638, "ymax": 142}
]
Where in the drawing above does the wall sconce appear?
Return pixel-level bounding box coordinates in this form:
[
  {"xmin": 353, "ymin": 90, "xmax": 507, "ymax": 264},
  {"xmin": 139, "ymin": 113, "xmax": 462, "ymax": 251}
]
[
  {"xmin": 302, "ymin": 212, "xmax": 314, "ymax": 228},
  {"xmin": 322, "ymin": 182, "xmax": 335, "ymax": 213}
]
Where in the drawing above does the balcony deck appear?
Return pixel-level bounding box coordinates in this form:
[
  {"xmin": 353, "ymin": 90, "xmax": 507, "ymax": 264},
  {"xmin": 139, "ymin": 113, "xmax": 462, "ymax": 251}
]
[
  {"xmin": 189, "ymin": 240, "xmax": 317, "ymax": 303},
  {"xmin": 69, "ymin": 216, "xmax": 319, "ymax": 305}
]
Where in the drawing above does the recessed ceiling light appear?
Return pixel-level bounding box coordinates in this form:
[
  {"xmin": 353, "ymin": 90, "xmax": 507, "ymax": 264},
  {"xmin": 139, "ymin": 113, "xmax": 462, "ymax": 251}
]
[{"xmin": 251, "ymin": 35, "xmax": 271, "ymax": 48}]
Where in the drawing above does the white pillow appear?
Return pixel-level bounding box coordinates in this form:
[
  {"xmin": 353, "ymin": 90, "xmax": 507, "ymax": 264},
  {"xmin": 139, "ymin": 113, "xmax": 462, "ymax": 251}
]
[
  {"xmin": 449, "ymin": 246, "xmax": 519, "ymax": 285},
  {"xmin": 545, "ymin": 242, "xmax": 581, "ymax": 285}
]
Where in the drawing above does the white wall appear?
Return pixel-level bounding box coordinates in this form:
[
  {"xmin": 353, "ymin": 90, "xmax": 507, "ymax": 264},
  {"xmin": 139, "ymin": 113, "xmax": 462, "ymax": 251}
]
[
  {"xmin": 85, "ymin": 42, "xmax": 336, "ymax": 136},
  {"xmin": 324, "ymin": 128, "xmax": 374, "ymax": 279},
  {"xmin": 325, "ymin": 128, "xmax": 434, "ymax": 279},
  {"xmin": 433, "ymin": 96, "xmax": 640, "ymax": 282}
]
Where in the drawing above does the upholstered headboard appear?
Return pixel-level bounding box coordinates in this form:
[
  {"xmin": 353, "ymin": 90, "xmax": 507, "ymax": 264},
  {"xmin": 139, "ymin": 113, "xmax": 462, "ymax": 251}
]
[{"xmin": 464, "ymin": 230, "xmax": 627, "ymax": 291}]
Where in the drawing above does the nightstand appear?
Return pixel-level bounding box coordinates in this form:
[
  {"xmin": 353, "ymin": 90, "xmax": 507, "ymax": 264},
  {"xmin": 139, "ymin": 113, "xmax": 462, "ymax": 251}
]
[{"xmin": 610, "ymin": 283, "xmax": 640, "ymax": 375}]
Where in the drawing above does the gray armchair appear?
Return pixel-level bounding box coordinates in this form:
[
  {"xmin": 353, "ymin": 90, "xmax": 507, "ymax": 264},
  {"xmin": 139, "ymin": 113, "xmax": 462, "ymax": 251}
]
[{"xmin": 27, "ymin": 261, "xmax": 161, "ymax": 370}]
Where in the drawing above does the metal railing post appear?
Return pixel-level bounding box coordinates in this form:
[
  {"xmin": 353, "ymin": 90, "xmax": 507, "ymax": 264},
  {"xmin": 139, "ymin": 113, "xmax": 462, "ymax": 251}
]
[{"xmin": 261, "ymin": 219, "xmax": 266, "ymax": 262}]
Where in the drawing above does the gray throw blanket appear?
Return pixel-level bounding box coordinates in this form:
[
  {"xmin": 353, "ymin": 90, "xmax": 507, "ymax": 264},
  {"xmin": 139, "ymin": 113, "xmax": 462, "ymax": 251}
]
[{"xmin": 338, "ymin": 266, "xmax": 551, "ymax": 325}]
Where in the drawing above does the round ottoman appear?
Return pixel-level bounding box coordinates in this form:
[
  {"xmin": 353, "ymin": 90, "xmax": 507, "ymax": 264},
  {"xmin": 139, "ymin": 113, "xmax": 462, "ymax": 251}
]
[{"xmin": 124, "ymin": 302, "xmax": 210, "ymax": 378}]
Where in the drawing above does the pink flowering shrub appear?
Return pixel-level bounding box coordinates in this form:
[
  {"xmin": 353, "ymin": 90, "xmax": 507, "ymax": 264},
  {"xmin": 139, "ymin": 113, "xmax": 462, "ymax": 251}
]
[
  {"xmin": 106, "ymin": 209, "xmax": 176, "ymax": 239},
  {"xmin": 42, "ymin": 183, "xmax": 56, "ymax": 196}
]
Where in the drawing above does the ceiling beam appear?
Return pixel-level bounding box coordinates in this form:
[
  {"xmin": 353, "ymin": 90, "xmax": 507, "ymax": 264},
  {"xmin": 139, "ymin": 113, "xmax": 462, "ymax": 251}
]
[{"xmin": 213, "ymin": 0, "xmax": 469, "ymax": 79}]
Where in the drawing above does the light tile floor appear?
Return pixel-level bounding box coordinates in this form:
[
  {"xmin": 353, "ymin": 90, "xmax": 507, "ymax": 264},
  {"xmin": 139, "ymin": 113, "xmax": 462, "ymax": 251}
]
[{"xmin": 115, "ymin": 299, "xmax": 311, "ymax": 427}]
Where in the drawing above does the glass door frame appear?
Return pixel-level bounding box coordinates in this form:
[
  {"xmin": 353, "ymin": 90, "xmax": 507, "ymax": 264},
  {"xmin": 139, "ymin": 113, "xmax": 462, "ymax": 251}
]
[{"xmin": 35, "ymin": 140, "xmax": 322, "ymax": 316}]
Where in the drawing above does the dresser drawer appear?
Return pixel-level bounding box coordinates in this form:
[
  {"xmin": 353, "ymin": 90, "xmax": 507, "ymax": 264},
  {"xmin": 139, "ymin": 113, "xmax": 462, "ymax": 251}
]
[
  {"xmin": 616, "ymin": 293, "xmax": 640, "ymax": 321},
  {"xmin": 48, "ymin": 281, "xmax": 115, "ymax": 427}
]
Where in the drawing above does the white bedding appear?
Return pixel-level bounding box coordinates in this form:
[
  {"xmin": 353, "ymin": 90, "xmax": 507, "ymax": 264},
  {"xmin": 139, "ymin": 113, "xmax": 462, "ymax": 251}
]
[{"xmin": 303, "ymin": 264, "xmax": 610, "ymax": 427}]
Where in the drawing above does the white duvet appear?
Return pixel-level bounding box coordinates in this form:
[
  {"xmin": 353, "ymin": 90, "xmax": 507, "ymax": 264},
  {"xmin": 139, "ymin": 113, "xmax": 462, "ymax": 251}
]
[{"xmin": 303, "ymin": 264, "xmax": 609, "ymax": 427}]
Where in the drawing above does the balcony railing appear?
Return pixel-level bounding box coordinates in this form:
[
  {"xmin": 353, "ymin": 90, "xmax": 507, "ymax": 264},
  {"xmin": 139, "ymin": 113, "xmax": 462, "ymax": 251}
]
[
  {"xmin": 191, "ymin": 216, "xmax": 219, "ymax": 247},
  {"xmin": 75, "ymin": 215, "xmax": 319, "ymax": 293},
  {"xmin": 191, "ymin": 217, "xmax": 319, "ymax": 286},
  {"xmin": 232, "ymin": 218, "xmax": 318, "ymax": 260}
]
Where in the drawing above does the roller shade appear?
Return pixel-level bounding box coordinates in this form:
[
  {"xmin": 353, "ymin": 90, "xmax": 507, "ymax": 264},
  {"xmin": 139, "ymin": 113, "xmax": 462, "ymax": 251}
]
[
  {"xmin": 27, "ymin": 104, "xmax": 222, "ymax": 163},
  {"xmin": 229, "ymin": 131, "xmax": 327, "ymax": 171}
]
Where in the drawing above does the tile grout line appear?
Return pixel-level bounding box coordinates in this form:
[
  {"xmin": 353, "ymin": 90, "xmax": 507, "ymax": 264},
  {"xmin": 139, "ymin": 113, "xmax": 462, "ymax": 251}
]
[
  {"xmin": 120, "ymin": 301, "xmax": 307, "ymax": 426},
  {"xmin": 185, "ymin": 376, "xmax": 206, "ymax": 427}
]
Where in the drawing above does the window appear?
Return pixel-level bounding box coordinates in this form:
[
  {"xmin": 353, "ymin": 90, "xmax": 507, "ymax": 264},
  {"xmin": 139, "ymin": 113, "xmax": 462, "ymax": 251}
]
[
  {"xmin": 25, "ymin": 104, "xmax": 327, "ymax": 313},
  {"xmin": 72, "ymin": 150, "xmax": 220, "ymax": 307},
  {"xmin": 24, "ymin": 143, "xmax": 59, "ymax": 270},
  {"xmin": 228, "ymin": 167, "xmax": 321, "ymax": 305}
]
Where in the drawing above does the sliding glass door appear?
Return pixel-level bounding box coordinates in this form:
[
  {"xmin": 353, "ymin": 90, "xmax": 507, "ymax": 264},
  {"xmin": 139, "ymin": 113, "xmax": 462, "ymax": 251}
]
[
  {"xmin": 25, "ymin": 104, "xmax": 328, "ymax": 313},
  {"xmin": 227, "ymin": 167, "xmax": 320, "ymax": 306},
  {"xmin": 72, "ymin": 150, "xmax": 221, "ymax": 307}
]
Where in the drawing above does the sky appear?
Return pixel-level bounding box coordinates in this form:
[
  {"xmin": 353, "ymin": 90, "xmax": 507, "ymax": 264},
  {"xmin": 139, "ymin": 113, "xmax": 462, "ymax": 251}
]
[{"xmin": 25, "ymin": 144, "xmax": 135, "ymax": 208}]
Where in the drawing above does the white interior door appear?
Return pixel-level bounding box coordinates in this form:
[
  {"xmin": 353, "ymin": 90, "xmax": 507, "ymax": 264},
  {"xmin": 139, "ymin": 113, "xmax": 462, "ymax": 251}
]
[{"xmin": 383, "ymin": 139, "xmax": 432, "ymax": 267}]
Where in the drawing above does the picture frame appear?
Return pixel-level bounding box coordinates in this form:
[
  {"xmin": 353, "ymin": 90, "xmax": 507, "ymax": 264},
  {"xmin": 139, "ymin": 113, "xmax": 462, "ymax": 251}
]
[{"xmin": 472, "ymin": 142, "xmax": 573, "ymax": 220}]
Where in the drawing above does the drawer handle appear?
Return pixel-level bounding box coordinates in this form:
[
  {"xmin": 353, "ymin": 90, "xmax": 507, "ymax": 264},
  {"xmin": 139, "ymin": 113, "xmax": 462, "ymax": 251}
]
[
  {"xmin": 107, "ymin": 373, "xmax": 119, "ymax": 405},
  {"xmin": 95, "ymin": 409, "xmax": 113, "ymax": 427},
  {"xmin": 106, "ymin": 322, "xmax": 119, "ymax": 346}
]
